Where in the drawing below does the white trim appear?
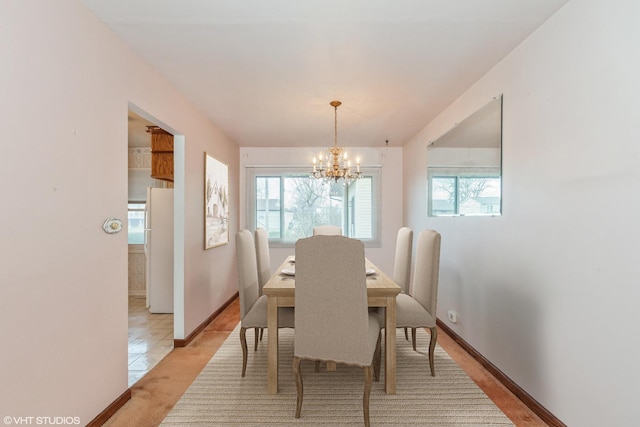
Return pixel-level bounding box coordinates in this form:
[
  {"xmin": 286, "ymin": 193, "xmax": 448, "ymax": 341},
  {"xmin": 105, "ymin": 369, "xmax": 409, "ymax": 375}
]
[{"xmin": 173, "ymin": 135, "xmax": 185, "ymax": 340}]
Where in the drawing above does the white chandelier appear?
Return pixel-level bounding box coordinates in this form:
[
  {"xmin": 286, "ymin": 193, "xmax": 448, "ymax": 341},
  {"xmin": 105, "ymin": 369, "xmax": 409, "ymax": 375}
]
[{"xmin": 310, "ymin": 101, "xmax": 361, "ymax": 183}]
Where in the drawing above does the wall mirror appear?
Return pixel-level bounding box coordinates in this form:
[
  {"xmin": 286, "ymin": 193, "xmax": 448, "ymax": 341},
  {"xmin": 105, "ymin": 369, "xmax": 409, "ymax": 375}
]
[{"xmin": 427, "ymin": 95, "xmax": 502, "ymax": 217}]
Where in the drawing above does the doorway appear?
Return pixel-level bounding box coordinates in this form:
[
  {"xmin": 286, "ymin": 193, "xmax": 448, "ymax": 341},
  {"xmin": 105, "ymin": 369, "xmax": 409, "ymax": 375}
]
[{"xmin": 126, "ymin": 108, "xmax": 175, "ymax": 386}]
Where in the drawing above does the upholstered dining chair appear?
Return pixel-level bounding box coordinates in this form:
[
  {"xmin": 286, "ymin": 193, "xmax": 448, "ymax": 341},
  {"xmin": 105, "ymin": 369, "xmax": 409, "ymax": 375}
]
[
  {"xmin": 236, "ymin": 229, "xmax": 294, "ymax": 377},
  {"xmin": 254, "ymin": 227, "xmax": 271, "ymax": 295},
  {"xmin": 395, "ymin": 229, "xmax": 441, "ymax": 376},
  {"xmin": 312, "ymin": 225, "xmax": 342, "ymax": 236},
  {"xmin": 254, "ymin": 227, "xmax": 271, "ymax": 342},
  {"xmin": 293, "ymin": 236, "xmax": 382, "ymax": 427},
  {"xmin": 394, "ymin": 227, "xmax": 413, "ymax": 340}
]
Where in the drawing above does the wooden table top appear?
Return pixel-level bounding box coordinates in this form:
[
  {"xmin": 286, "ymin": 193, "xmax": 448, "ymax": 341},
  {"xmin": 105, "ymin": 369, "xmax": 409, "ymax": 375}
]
[{"xmin": 263, "ymin": 255, "xmax": 400, "ymax": 299}]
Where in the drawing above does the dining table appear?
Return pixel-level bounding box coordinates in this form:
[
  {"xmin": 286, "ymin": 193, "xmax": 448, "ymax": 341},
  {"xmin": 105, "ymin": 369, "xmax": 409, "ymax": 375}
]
[{"xmin": 262, "ymin": 255, "xmax": 401, "ymax": 394}]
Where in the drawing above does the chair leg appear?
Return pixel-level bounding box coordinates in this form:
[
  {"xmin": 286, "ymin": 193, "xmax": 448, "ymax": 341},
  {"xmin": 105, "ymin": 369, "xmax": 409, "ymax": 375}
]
[
  {"xmin": 411, "ymin": 327, "xmax": 418, "ymax": 351},
  {"xmin": 254, "ymin": 327, "xmax": 259, "ymax": 351},
  {"xmin": 428, "ymin": 326, "xmax": 437, "ymax": 376},
  {"xmin": 314, "ymin": 361, "xmax": 320, "ymax": 373},
  {"xmin": 363, "ymin": 366, "xmax": 372, "ymax": 427},
  {"xmin": 373, "ymin": 332, "xmax": 382, "ymax": 382},
  {"xmin": 259, "ymin": 327, "xmax": 264, "ymax": 341},
  {"xmin": 240, "ymin": 327, "xmax": 248, "ymax": 377},
  {"xmin": 404, "ymin": 327, "xmax": 409, "ymax": 341},
  {"xmin": 293, "ymin": 356, "xmax": 303, "ymax": 418}
]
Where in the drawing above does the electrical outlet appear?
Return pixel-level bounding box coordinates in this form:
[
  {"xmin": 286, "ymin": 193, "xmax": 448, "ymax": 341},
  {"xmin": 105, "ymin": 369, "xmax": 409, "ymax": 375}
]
[{"xmin": 447, "ymin": 310, "xmax": 457, "ymax": 323}]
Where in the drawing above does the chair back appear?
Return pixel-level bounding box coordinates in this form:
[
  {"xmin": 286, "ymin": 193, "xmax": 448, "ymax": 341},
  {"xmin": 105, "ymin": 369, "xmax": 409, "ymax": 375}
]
[
  {"xmin": 294, "ymin": 236, "xmax": 370, "ymax": 365},
  {"xmin": 393, "ymin": 227, "xmax": 413, "ymax": 294},
  {"xmin": 312, "ymin": 225, "xmax": 342, "ymax": 236},
  {"xmin": 411, "ymin": 229, "xmax": 441, "ymax": 316},
  {"xmin": 236, "ymin": 230, "xmax": 260, "ymax": 320},
  {"xmin": 254, "ymin": 227, "xmax": 271, "ymax": 294}
]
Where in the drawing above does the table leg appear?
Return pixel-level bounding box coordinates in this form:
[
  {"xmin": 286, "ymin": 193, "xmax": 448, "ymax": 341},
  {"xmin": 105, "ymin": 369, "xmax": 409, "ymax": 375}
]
[
  {"xmin": 267, "ymin": 296, "xmax": 279, "ymax": 394},
  {"xmin": 385, "ymin": 296, "xmax": 396, "ymax": 394}
]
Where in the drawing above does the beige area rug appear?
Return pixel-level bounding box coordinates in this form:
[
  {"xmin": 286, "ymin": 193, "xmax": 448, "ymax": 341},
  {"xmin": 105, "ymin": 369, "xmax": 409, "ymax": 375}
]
[{"xmin": 162, "ymin": 325, "xmax": 514, "ymax": 426}]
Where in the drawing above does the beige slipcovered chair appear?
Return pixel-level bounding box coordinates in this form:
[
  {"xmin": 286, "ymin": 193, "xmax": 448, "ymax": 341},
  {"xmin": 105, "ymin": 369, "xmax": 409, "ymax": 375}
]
[
  {"xmin": 394, "ymin": 227, "xmax": 413, "ymax": 294},
  {"xmin": 254, "ymin": 227, "xmax": 271, "ymax": 295},
  {"xmin": 395, "ymin": 229, "xmax": 441, "ymax": 376},
  {"xmin": 293, "ymin": 236, "xmax": 381, "ymax": 427},
  {"xmin": 394, "ymin": 227, "xmax": 413, "ymax": 340},
  {"xmin": 254, "ymin": 227, "xmax": 271, "ymax": 342},
  {"xmin": 236, "ymin": 229, "xmax": 294, "ymax": 377},
  {"xmin": 312, "ymin": 225, "xmax": 342, "ymax": 236}
]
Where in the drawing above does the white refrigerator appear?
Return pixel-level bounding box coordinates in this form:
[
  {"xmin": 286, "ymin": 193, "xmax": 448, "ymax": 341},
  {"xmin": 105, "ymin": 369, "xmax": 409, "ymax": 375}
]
[{"xmin": 144, "ymin": 187, "xmax": 174, "ymax": 313}]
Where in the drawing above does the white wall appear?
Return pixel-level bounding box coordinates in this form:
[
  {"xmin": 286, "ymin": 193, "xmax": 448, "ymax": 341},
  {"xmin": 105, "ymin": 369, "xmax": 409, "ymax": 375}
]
[
  {"xmin": 239, "ymin": 147, "xmax": 403, "ymax": 275},
  {"xmin": 0, "ymin": 0, "xmax": 238, "ymax": 422},
  {"xmin": 403, "ymin": 0, "xmax": 640, "ymax": 425}
]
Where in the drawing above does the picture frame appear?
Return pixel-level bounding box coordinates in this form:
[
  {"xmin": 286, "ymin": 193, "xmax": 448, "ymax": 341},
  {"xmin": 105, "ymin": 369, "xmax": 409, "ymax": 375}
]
[{"xmin": 204, "ymin": 153, "xmax": 229, "ymax": 249}]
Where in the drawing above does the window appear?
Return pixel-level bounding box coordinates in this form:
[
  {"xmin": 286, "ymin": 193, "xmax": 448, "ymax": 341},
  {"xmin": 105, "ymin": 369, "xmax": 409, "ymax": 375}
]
[
  {"xmin": 248, "ymin": 167, "xmax": 380, "ymax": 246},
  {"xmin": 128, "ymin": 203, "xmax": 146, "ymax": 244},
  {"xmin": 429, "ymin": 170, "xmax": 501, "ymax": 216}
]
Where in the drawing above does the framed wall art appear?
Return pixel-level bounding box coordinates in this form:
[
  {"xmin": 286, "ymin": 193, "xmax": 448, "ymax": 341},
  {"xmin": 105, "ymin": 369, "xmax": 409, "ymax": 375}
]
[{"xmin": 204, "ymin": 153, "xmax": 229, "ymax": 249}]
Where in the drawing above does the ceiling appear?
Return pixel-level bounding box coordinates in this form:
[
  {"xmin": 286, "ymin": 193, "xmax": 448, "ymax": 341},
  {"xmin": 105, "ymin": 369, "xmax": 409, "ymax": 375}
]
[{"xmin": 84, "ymin": 0, "xmax": 568, "ymax": 148}]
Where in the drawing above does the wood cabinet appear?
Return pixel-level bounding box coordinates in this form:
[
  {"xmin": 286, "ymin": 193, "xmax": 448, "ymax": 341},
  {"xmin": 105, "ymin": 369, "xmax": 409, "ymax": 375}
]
[{"xmin": 149, "ymin": 127, "xmax": 174, "ymax": 182}]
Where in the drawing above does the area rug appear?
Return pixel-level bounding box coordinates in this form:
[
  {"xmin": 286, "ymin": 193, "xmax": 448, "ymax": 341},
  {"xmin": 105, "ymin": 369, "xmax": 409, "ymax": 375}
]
[{"xmin": 161, "ymin": 326, "xmax": 514, "ymax": 426}]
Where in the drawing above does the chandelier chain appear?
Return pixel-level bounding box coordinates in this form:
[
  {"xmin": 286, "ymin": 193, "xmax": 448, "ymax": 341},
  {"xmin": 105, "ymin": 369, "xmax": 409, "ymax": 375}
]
[{"xmin": 334, "ymin": 102, "xmax": 338, "ymax": 148}]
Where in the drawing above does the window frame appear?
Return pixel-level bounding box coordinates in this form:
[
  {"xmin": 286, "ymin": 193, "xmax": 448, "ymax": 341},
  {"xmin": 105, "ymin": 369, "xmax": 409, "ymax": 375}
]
[
  {"xmin": 246, "ymin": 166, "xmax": 381, "ymax": 247},
  {"xmin": 427, "ymin": 167, "xmax": 502, "ymax": 217}
]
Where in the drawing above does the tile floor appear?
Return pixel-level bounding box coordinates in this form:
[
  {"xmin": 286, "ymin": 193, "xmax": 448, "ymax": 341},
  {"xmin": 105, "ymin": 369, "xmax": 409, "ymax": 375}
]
[{"xmin": 128, "ymin": 295, "xmax": 174, "ymax": 386}]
